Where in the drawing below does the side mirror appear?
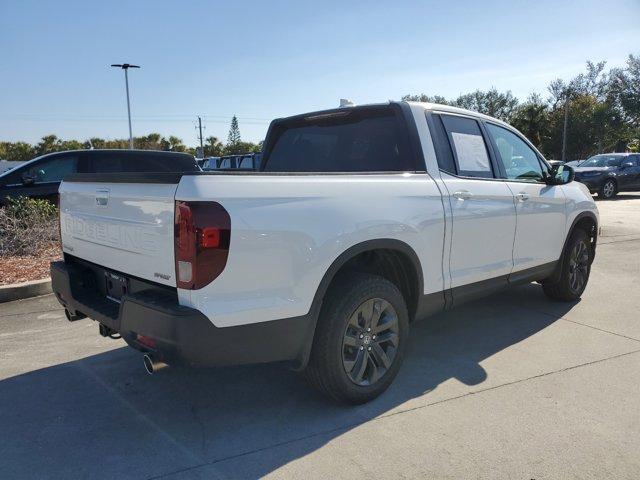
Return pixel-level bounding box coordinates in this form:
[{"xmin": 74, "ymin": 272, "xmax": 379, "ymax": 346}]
[
  {"xmin": 546, "ymin": 164, "xmax": 574, "ymax": 185},
  {"xmin": 21, "ymin": 172, "xmax": 35, "ymax": 185}
]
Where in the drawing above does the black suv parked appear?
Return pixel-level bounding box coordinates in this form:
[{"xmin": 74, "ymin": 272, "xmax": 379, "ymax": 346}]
[
  {"xmin": 0, "ymin": 150, "xmax": 199, "ymax": 205},
  {"xmin": 573, "ymin": 153, "xmax": 640, "ymax": 199}
]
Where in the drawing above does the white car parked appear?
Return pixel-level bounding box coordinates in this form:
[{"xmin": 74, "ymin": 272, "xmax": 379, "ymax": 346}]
[{"xmin": 51, "ymin": 102, "xmax": 598, "ymax": 403}]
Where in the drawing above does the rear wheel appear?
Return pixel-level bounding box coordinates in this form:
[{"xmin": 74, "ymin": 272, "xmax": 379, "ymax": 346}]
[
  {"xmin": 598, "ymin": 179, "xmax": 617, "ymax": 199},
  {"xmin": 303, "ymin": 272, "xmax": 409, "ymax": 404},
  {"xmin": 542, "ymin": 229, "xmax": 592, "ymax": 301}
]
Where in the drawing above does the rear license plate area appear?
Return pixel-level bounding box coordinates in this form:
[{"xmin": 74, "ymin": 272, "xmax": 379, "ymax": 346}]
[{"xmin": 104, "ymin": 271, "xmax": 129, "ymax": 303}]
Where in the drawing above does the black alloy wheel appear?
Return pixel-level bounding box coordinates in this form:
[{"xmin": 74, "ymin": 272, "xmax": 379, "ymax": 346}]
[{"xmin": 341, "ymin": 298, "xmax": 400, "ymax": 386}]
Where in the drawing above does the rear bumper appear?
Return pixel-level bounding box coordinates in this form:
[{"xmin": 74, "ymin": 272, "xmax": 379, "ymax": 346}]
[{"xmin": 50, "ymin": 260, "xmax": 313, "ymax": 368}]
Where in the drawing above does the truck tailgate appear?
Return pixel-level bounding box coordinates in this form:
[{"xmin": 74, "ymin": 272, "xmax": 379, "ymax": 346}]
[{"xmin": 59, "ymin": 180, "xmax": 177, "ymax": 287}]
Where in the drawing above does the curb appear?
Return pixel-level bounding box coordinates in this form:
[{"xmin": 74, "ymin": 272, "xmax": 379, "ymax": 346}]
[{"xmin": 0, "ymin": 277, "xmax": 52, "ymax": 303}]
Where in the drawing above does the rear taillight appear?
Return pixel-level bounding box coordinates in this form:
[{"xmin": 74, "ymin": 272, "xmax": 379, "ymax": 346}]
[{"xmin": 174, "ymin": 201, "xmax": 231, "ymax": 290}]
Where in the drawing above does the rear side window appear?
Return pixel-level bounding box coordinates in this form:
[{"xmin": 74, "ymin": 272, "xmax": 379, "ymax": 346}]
[
  {"xmin": 440, "ymin": 115, "xmax": 493, "ymax": 178},
  {"xmin": 87, "ymin": 152, "xmax": 199, "ymax": 173},
  {"xmin": 263, "ymin": 107, "xmax": 413, "ymax": 172},
  {"xmin": 428, "ymin": 114, "xmax": 457, "ymax": 175},
  {"xmin": 88, "ymin": 156, "xmax": 123, "ymax": 173}
]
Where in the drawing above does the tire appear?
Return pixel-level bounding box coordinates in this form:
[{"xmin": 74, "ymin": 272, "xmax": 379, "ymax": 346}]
[
  {"xmin": 598, "ymin": 179, "xmax": 617, "ymax": 199},
  {"xmin": 542, "ymin": 229, "xmax": 592, "ymax": 302},
  {"xmin": 303, "ymin": 272, "xmax": 409, "ymax": 404}
]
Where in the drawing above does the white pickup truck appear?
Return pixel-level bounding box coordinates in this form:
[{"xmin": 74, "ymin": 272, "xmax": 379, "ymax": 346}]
[{"xmin": 51, "ymin": 102, "xmax": 598, "ymax": 404}]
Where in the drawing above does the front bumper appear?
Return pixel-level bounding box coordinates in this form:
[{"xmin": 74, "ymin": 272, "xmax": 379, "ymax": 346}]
[
  {"xmin": 51, "ymin": 259, "xmax": 312, "ymax": 367},
  {"xmin": 575, "ymin": 177, "xmax": 602, "ymax": 193}
]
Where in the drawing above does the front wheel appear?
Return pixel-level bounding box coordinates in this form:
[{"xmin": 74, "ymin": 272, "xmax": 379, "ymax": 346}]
[
  {"xmin": 303, "ymin": 272, "xmax": 409, "ymax": 404},
  {"xmin": 542, "ymin": 229, "xmax": 592, "ymax": 301},
  {"xmin": 598, "ymin": 179, "xmax": 617, "ymax": 199}
]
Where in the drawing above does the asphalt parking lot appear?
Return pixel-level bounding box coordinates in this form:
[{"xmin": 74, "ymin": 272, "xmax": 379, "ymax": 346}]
[{"xmin": 1, "ymin": 194, "xmax": 640, "ymax": 480}]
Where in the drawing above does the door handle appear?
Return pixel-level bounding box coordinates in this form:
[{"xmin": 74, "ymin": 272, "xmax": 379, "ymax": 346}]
[
  {"xmin": 515, "ymin": 193, "xmax": 530, "ymax": 201},
  {"xmin": 452, "ymin": 190, "xmax": 472, "ymax": 200}
]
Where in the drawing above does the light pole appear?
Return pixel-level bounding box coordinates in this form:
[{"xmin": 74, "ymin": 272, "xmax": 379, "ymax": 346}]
[
  {"xmin": 111, "ymin": 63, "xmax": 140, "ymax": 149},
  {"xmin": 561, "ymin": 97, "xmax": 570, "ymax": 162},
  {"xmin": 560, "ymin": 86, "xmax": 574, "ymax": 163}
]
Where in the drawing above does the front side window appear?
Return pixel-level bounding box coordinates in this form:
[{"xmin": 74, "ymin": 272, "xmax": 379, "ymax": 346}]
[
  {"xmin": 26, "ymin": 155, "xmax": 78, "ymax": 183},
  {"xmin": 263, "ymin": 107, "xmax": 413, "ymax": 172},
  {"xmin": 485, "ymin": 123, "xmax": 544, "ymax": 182},
  {"xmin": 440, "ymin": 114, "xmax": 493, "ymax": 178}
]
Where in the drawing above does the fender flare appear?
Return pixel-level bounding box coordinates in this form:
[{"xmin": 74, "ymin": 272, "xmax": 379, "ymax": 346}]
[
  {"xmin": 565, "ymin": 210, "xmax": 598, "ymax": 254},
  {"xmin": 294, "ymin": 238, "xmax": 424, "ymax": 370},
  {"xmin": 547, "ymin": 211, "xmax": 598, "ymax": 284}
]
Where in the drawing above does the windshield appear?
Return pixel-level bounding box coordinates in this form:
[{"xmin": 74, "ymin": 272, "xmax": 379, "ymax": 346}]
[
  {"xmin": 0, "ymin": 161, "xmax": 26, "ymax": 177},
  {"xmin": 581, "ymin": 155, "xmax": 624, "ymax": 168}
]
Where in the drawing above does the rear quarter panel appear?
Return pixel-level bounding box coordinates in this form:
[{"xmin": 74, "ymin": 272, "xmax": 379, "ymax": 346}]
[{"xmin": 176, "ymin": 173, "xmax": 445, "ymax": 327}]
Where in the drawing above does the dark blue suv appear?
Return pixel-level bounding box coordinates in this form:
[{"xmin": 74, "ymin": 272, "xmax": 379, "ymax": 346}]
[
  {"xmin": 573, "ymin": 153, "xmax": 640, "ymax": 199},
  {"xmin": 0, "ymin": 150, "xmax": 199, "ymax": 206}
]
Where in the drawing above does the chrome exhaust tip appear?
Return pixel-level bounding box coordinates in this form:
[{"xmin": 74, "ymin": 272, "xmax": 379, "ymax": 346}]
[{"xmin": 143, "ymin": 354, "xmax": 167, "ymax": 375}]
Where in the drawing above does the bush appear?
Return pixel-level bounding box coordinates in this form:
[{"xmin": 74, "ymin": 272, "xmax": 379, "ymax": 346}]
[{"xmin": 0, "ymin": 197, "xmax": 59, "ymax": 256}]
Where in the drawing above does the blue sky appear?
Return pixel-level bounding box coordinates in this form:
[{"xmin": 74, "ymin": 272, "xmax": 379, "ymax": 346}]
[{"xmin": 1, "ymin": 0, "xmax": 638, "ymax": 146}]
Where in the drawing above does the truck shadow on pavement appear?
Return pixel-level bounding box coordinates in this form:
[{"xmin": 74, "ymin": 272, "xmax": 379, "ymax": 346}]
[{"xmin": 0, "ymin": 284, "xmax": 575, "ymax": 479}]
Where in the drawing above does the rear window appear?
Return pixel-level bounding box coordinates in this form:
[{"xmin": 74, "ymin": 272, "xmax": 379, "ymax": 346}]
[{"xmin": 262, "ymin": 106, "xmax": 413, "ymax": 172}]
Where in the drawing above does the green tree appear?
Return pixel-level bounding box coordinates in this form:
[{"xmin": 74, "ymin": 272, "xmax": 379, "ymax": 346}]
[
  {"xmin": 203, "ymin": 136, "xmax": 224, "ymax": 157},
  {"xmin": 401, "ymin": 94, "xmax": 451, "ymax": 104},
  {"xmin": 544, "ymin": 94, "xmax": 628, "ymax": 159},
  {"xmin": 134, "ymin": 133, "xmax": 163, "ymax": 150},
  {"xmin": 160, "ymin": 135, "xmax": 186, "ymax": 152},
  {"xmin": 226, "ymin": 115, "xmax": 241, "ymax": 151},
  {"xmin": 510, "ymin": 93, "xmax": 550, "ymax": 149},
  {"xmin": 224, "ymin": 140, "xmax": 258, "ymax": 155},
  {"xmin": 454, "ymin": 88, "xmax": 519, "ymax": 121},
  {"xmin": 402, "ymin": 56, "xmax": 638, "ymax": 159},
  {"xmin": 60, "ymin": 140, "xmax": 84, "ymax": 151},
  {"xmin": 401, "ymin": 88, "xmax": 519, "ymax": 121},
  {"xmin": 610, "ymin": 54, "xmax": 640, "ymax": 127},
  {"xmin": 0, "ymin": 141, "xmax": 35, "ymax": 161},
  {"xmin": 86, "ymin": 137, "xmax": 106, "ymax": 149},
  {"xmin": 35, "ymin": 135, "xmax": 63, "ymax": 155}
]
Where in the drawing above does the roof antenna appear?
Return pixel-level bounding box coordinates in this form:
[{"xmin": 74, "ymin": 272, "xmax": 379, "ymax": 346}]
[{"xmin": 339, "ymin": 98, "xmax": 356, "ymax": 107}]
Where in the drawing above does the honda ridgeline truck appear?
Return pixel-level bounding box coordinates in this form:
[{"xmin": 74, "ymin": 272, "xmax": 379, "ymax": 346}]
[{"xmin": 51, "ymin": 102, "xmax": 598, "ymax": 404}]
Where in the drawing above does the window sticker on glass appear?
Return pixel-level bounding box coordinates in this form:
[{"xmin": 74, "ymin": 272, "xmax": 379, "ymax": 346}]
[{"xmin": 451, "ymin": 132, "xmax": 491, "ymax": 173}]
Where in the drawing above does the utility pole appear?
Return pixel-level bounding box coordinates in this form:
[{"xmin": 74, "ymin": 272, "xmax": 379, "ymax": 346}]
[
  {"xmin": 110, "ymin": 63, "xmax": 140, "ymax": 149},
  {"xmin": 197, "ymin": 116, "xmax": 204, "ymax": 157},
  {"xmin": 561, "ymin": 91, "xmax": 570, "ymax": 162}
]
